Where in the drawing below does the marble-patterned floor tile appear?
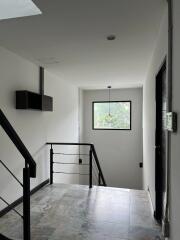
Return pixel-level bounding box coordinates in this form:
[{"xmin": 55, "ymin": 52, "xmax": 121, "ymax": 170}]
[
  {"xmin": 0, "ymin": 183, "xmax": 161, "ymax": 240},
  {"xmin": 128, "ymin": 226, "xmax": 162, "ymax": 240}
]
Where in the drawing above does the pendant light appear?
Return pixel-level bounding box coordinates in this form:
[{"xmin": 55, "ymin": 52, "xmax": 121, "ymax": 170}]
[{"xmin": 105, "ymin": 86, "xmax": 113, "ymax": 123}]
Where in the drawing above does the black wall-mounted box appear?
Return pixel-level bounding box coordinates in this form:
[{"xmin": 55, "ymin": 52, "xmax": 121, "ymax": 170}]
[
  {"xmin": 42, "ymin": 95, "xmax": 53, "ymax": 111},
  {"xmin": 16, "ymin": 91, "xmax": 53, "ymax": 111}
]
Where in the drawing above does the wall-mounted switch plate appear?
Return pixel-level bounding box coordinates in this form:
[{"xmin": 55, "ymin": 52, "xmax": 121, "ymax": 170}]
[
  {"xmin": 166, "ymin": 112, "xmax": 177, "ymax": 132},
  {"xmin": 139, "ymin": 162, "xmax": 143, "ymax": 168}
]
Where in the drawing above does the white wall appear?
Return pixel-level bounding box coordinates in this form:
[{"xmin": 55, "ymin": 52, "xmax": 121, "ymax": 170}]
[
  {"xmin": 0, "ymin": 46, "xmax": 79, "ymax": 210},
  {"xmin": 142, "ymin": 3, "xmax": 180, "ymax": 239},
  {"xmin": 81, "ymin": 88, "xmax": 143, "ymax": 189},
  {"xmin": 143, "ymin": 8, "xmax": 168, "ymax": 209}
]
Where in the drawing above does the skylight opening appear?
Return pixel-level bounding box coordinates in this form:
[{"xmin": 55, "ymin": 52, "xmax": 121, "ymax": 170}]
[{"xmin": 0, "ymin": 0, "xmax": 42, "ymax": 21}]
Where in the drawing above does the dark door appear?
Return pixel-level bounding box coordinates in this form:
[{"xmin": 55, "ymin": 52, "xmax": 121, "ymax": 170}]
[{"xmin": 155, "ymin": 60, "xmax": 167, "ymax": 222}]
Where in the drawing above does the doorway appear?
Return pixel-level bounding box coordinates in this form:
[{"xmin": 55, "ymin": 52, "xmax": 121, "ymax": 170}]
[{"xmin": 154, "ymin": 59, "xmax": 167, "ymax": 222}]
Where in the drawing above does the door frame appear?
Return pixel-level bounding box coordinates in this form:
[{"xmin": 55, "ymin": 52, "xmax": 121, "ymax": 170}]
[{"xmin": 154, "ymin": 58, "xmax": 167, "ymax": 222}]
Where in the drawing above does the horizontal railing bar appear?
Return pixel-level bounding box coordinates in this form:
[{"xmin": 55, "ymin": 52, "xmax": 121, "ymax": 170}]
[
  {"xmin": 53, "ymin": 171, "xmax": 89, "ymax": 176},
  {"xmin": 47, "ymin": 142, "xmax": 93, "ymax": 146},
  {"xmin": 0, "ymin": 160, "xmax": 23, "ymax": 187},
  {"xmin": 47, "ymin": 141, "xmax": 107, "ymax": 187},
  {"xmin": 0, "ymin": 196, "xmax": 23, "ymax": 219},
  {"xmin": 53, "ymin": 153, "xmax": 89, "ymax": 156},
  {"xmin": 53, "ymin": 162, "xmax": 89, "ymax": 166}
]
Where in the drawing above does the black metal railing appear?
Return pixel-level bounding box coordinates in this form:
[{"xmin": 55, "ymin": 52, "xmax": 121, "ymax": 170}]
[
  {"xmin": 0, "ymin": 109, "xmax": 36, "ymax": 240},
  {"xmin": 46, "ymin": 142, "xmax": 107, "ymax": 188},
  {"xmin": 0, "ymin": 196, "xmax": 23, "ymax": 219}
]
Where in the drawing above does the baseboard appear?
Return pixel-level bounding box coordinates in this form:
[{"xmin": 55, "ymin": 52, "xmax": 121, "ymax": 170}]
[{"xmin": 0, "ymin": 179, "xmax": 49, "ymax": 218}]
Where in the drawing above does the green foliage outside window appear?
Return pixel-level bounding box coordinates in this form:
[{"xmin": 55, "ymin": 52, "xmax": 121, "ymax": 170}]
[{"xmin": 93, "ymin": 101, "xmax": 131, "ymax": 130}]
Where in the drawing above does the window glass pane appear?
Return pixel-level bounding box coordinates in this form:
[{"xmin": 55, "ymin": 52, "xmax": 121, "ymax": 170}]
[{"xmin": 93, "ymin": 102, "xmax": 131, "ymax": 130}]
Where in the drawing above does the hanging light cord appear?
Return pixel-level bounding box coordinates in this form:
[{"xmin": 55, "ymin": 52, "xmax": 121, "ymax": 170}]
[{"xmin": 108, "ymin": 86, "xmax": 111, "ymax": 116}]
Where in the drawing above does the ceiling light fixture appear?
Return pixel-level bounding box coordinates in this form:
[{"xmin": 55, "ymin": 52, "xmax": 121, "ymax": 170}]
[
  {"xmin": 0, "ymin": 0, "xmax": 42, "ymax": 21},
  {"xmin": 107, "ymin": 35, "xmax": 116, "ymax": 41}
]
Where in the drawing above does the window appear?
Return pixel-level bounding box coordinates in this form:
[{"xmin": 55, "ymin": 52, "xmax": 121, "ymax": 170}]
[{"xmin": 92, "ymin": 101, "xmax": 131, "ymax": 130}]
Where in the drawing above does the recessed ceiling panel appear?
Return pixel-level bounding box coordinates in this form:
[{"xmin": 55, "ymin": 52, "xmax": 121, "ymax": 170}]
[{"xmin": 0, "ymin": 0, "xmax": 41, "ymax": 20}]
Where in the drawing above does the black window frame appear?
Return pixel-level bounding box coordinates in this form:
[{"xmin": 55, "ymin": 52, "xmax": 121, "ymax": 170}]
[{"xmin": 92, "ymin": 101, "xmax": 132, "ymax": 130}]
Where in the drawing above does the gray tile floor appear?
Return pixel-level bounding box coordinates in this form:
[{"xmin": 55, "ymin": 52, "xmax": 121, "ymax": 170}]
[{"xmin": 0, "ymin": 184, "xmax": 162, "ymax": 240}]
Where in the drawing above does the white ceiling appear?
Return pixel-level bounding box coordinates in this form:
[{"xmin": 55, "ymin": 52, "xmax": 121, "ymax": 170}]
[{"xmin": 0, "ymin": 0, "xmax": 166, "ymax": 89}]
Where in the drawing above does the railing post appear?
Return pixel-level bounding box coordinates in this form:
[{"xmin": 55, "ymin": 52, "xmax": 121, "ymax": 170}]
[
  {"xmin": 98, "ymin": 172, "xmax": 101, "ymax": 186},
  {"xmin": 50, "ymin": 145, "xmax": 54, "ymax": 184},
  {"xmin": 89, "ymin": 148, "xmax": 92, "ymax": 188},
  {"xmin": 91, "ymin": 145, "xmax": 107, "ymax": 187},
  {"xmin": 23, "ymin": 166, "xmax": 30, "ymax": 240}
]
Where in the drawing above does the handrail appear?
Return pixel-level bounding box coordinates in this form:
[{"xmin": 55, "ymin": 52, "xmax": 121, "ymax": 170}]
[
  {"xmin": 46, "ymin": 142, "xmax": 107, "ymax": 187},
  {"xmin": 0, "ymin": 109, "xmax": 36, "ymax": 178}
]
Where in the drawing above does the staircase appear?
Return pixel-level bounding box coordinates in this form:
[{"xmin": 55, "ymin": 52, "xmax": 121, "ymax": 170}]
[
  {"xmin": 0, "ymin": 109, "xmax": 106, "ymax": 240},
  {"xmin": 0, "ymin": 109, "xmax": 36, "ymax": 240},
  {"xmin": 0, "ymin": 109, "xmax": 37, "ymax": 240},
  {"xmin": 0, "ymin": 233, "xmax": 12, "ymax": 240},
  {"xmin": 0, "ymin": 108, "xmax": 161, "ymax": 240}
]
